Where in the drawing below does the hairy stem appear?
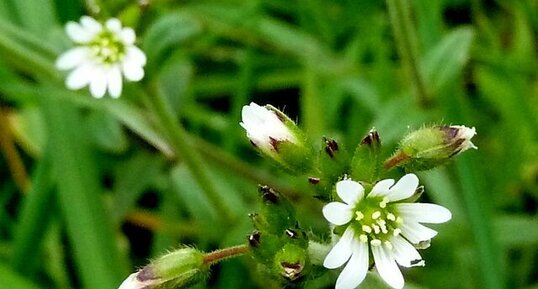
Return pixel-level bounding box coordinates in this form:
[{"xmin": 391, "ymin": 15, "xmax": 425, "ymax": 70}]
[{"xmin": 203, "ymin": 244, "xmax": 250, "ymax": 265}]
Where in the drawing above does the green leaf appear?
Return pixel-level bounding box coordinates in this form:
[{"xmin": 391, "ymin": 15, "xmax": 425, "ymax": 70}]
[
  {"xmin": 42, "ymin": 96, "xmax": 126, "ymax": 289},
  {"xmin": 0, "ymin": 263, "xmax": 42, "ymax": 289},
  {"xmin": 420, "ymin": 27, "xmax": 474, "ymax": 94}
]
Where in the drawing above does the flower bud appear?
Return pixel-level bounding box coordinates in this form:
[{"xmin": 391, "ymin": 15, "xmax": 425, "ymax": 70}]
[
  {"xmin": 118, "ymin": 248, "xmax": 206, "ymax": 289},
  {"xmin": 351, "ymin": 129, "xmax": 381, "ymax": 182},
  {"xmin": 385, "ymin": 125, "xmax": 477, "ymax": 171},
  {"xmin": 240, "ymin": 102, "xmax": 314, "ymax": 174}
]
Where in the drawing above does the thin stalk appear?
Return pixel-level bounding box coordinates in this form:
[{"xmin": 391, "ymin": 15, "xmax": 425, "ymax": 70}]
[
  {"xmin": 203, "ymin": 244, "xmax": 250, "ymax": 265},
  {"xmin": 386, "ymin": 0, "xmax": 431, "ymax": 107},
  {"xmin": 146, "ymin": 83, "xmax": 234, "ymax": 223},
  {"xmin": 0, "ymin": 109, "xmax": 29, "ymax": 193}
]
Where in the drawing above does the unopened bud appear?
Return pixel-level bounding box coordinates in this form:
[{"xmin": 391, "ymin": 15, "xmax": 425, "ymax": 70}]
[
  {"xmin": 351, "ymin": 129, "xmax": 381, "ymax": 182},
  {"xmin": 118, "ymin": 248, "xmax": 206, "ymax": 289},
  {"xmin": 240, "ymin": 102, "xmax": 314, "ymax": 173},
  {"xmin": 386, "ymin": 125, "xmax": 477, "ymax": 171},
  {"xmin": 273, "ymin": 244, "xmax": 310, "ymax": 281}
]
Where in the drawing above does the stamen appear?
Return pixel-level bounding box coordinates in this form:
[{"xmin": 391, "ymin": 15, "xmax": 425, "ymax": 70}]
[
  {"xmin": 372, "ymin": 224, "xmax": 380, "ymax": 234},
  {"xmin": 384, "ymin": 241, "xmax": 393, "ymax": 250},
  {"xmin": 372, "ymin": 211, "xmax": 381, "ymax": 220},
  {"xmin": 362, "ymin": 225, "xmax": 372, "ymax": 233},
  {"xmin": 355, "ymin": 211, "xmax": 364, "ymax": 221},
  {"xmin": 370, "ymin": 239, "xmax": 382, "ymax": 246},
  {"xmin": 387, "ymin": 213, "xmax": 396, "ymax": 221},
  {"xmin": 359, "ymin": 234, "xmax": 368, "ymax": 243},
  {"xmin": 379, "ymin": 197, "xmax": 389, "ymax": 208},
  {"xmin": 396, "ymin": 216, "xmax": 404, "ymax": 224},
  {"xmin": 393, "ymin": 228, "xmax": 401, "ymax": 236},
  {"xmin": 380, "ymin": 223, "xmax": 388, "ymax": 234}
]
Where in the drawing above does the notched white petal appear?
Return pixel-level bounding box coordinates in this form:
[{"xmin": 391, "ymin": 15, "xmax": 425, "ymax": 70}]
[
  {"xmin": 56, "ymin": 47, "xmax": 90, "ymax": 70},
  {"xmin": 400, "ymin": 222, "xmax": 438, "ymax": 244},
  {"xmin": 336, "ymin": 180, "xmax": 364, "ymax": 205},
  {"xmin": 89, "ymin": 68, "xmax": 108, "ymax": 98},
  {"xmin": 395, "ymin": 203, "xmax": 452, "ymax": 224},
  {"xmin": 323, "ymin": 228, "xmax": 355, "ymax": 269},
  {"xmin": 105, "ymin": 18, "xmax": 122, "ymax": 32},
  {"xmin": 372, "ymin": 245, "xmax": 404, "ymax": 289},
  {"xmin": 323, "ymin": 202, "xmax": 352, "ymax": 226},
  {"xmin": 368, "ymin": 179, "xmax": 395, "ymax": 198},
  {"xmin": 335, "ymin": 240, "xmax": 369, "ymax": 289},
  {"xmin": 107, "ymin": 66, "xmax": 123, "ymax": 98},
  {"xmin": 391, "ymin": 235, "xmax": 423, "ymax": 268},
  {"xmin": 386, "ymin": 173, "xmax": 419, "ymax": 202}
]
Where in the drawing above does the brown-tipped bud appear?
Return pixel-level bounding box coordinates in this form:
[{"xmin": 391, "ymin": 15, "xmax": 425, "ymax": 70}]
[
  {"xmin": 118, "ymin": 248, "xmax": 206, "ymax": 289},
  {"xmin": 360, "ymin": 130, "xmax": 381, "ymax": 149},
  {"xmin": 248, "ymin": 231, "xmax": 261, "ymax": 247},
  {"xmin": 386, "ymin": 125, "xmax": 477, "ymax": 171},
  {"xmin": 259, "ymin": 185, "xmax": 280, "ymax": 203},
  {"xmin": 324, "ymin": 138, "xmax": 339, "ymax": 158}
]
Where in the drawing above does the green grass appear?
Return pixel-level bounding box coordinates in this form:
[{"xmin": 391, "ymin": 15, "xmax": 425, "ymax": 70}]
[{"xmin": 0, "ymin": 1, "xmax": 537, "ymax": 289}]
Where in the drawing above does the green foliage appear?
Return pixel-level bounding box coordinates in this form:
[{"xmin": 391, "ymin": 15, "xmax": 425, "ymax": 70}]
[{"xmin": 0, "ymin": 1, "xmax": 536, "ymax": 289}]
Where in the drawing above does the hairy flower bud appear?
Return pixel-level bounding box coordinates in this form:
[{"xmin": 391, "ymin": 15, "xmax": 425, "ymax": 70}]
[
  {"xmin": 118, "ymin": 248, "xmax": 206, "ymax": 289},
  {"xmin": 240, "ymin": 102, "xmax": 314, "ymax": 173},
  {"xmin": 385, "ymin": 125, "xmax": 477, "ymax": 171}
]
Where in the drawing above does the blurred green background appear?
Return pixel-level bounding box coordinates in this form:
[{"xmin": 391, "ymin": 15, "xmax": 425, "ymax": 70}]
[{"xmin": 0, "ymin": 0, "xmax": 537, "ymax": 289}]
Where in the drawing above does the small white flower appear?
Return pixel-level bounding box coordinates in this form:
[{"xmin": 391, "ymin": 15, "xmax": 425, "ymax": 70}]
[
  {"xmin": 240, "ymin": 102, "xmax": 297, "ymax": 153},
  {"xmin": 323, "ymin": 174, "xmax": 451, "ymax": 289},
  {"xmin": 56, "ymin": 16, "xmax": 146, "ymax": 98}
]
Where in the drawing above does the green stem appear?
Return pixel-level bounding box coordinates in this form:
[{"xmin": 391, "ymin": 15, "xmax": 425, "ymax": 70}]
[
  {"xmin": 146, "ymin": 83, "xmax": 234, "ymax": 223},
  {"xmin": 386, "ymin": 0, "xmax": 431, "ymax": 107},
  {"xmin": 203, "ymin": 244, "xmax": 250, "ymax": 265}
]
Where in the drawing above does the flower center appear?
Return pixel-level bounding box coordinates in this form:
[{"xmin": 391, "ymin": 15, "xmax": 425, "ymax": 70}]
[
  {"xmin": 351, "ymin": 196, "xmax": 403, "ymax": 249},
  {"xmin": 90, "ymin": 30, "xmax": 125, "ymax": 65}
]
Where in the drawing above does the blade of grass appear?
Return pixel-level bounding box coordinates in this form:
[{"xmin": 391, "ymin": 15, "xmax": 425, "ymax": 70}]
[
  {"xmin": 10, "ymin": 152, "xmax": 54, "ymax": 275},
  {"xmin": 0, "ymin": 263, "xmax": 41, "ymax": 289},
  {"xmin": 42, "ymin": 95, "xmax": 125, "ymax": 289}
]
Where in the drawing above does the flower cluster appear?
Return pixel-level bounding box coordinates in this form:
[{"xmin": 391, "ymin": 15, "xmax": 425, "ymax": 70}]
[
  {"xmin": 56, "ymin": 16, "xmax": 146, "ymax": 98},
  {"xmin": 323, "ymin": 174, "xmax": 451, "ymax": 289}
]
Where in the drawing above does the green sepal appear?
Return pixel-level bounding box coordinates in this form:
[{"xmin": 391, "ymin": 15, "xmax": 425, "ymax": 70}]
[
  {"xmin": 147, "ymin": 247, "xmax": 207, "ymax": 289},
  {"xmin": 311, "ymin": 138, "xmax": 350, "ymax": 196},
  {"xmin": 264, "ymin": 105, "xmax": 316, "ymax": 175},
  {"xmin": 351, "ymin": 130, "xmax": 382, "ymax": 183}
]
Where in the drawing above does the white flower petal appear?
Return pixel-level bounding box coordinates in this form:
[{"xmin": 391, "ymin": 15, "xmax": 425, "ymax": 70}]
[
  {"xmin": 368, "ymin": 179, "xmax": 395, "ymax": 198},
  {"xmin": 336, "ymin": 180, "xmax": 364, "ymax": 205},
  {"xmin": 323, "ymin": 202, "xmax": 353, "ymax": 226},
  {"xmin": 335, "ymin": 239, "xmax": 369, "ymax": 289},
  {"xmin": 323, "ymin": 227, "xmax": 355, "ymax": 269},
  {"xmin": 385, "ymin": 174, "xmax": 419, "ymax": 202},
  {"xmin": 65, "ymin": 63, "xmax": 94, "ymax": 90},
  {"xmin": 121, "ymin": 28, "xmax": 136, "ymax": 45},
  {"xmin": 107, "ymin": 66, "xmax": 123, "ymax": 98},
  {"xmin": 80, "ymin": 16, "xmax": 102, "ymax": 34},
  {"xmin": 372, "ymin": 244, "xmax": 404, "ymax": 289},
  {"xmin": 125, "ymin": 47, "xmax": 147, "ymax": 66},
  {"xmin": 105, "ymin": 18, "xmax": 122, "ymax": 33},
  {"xmin": 89, "ymin": 68, "xmax": 108, "ymax": 98},
  {"xmin": 122, "ymin": 61, "xmax": 145, "ymax": 81},
  {"xmin": 118, "ymin": 273, "xmax": 137, "ymax": 289},
  {"xmin": 391, "ymin": 235, "xmax": 423, "ymax": 267},
  {"xmin": 399, "ymin": 222, "xmax": 437, "ymax": 244},
  {"xmin": 56, "ymin": 47, "xmax": 91, "ymax": 70},
  {"xmin": 65, "ymin": 22, "xmax": 94, "ymax": 43},
  {"xmin": 395, "ymin": 203, "xmax": 452, "ymax": 224}
]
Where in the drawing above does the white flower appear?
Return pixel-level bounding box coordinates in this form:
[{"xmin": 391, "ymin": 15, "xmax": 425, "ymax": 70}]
[
  {"xmin": 56, "ymin": 16, "xmax": 146, "ymax": 98},
  {"xmin": 323, "ymin": 174, "xmax": 452, "ymax": 289},
  {"xmin": 240, "ymin": 102, "xmax": 297, "ymax": 153}
]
